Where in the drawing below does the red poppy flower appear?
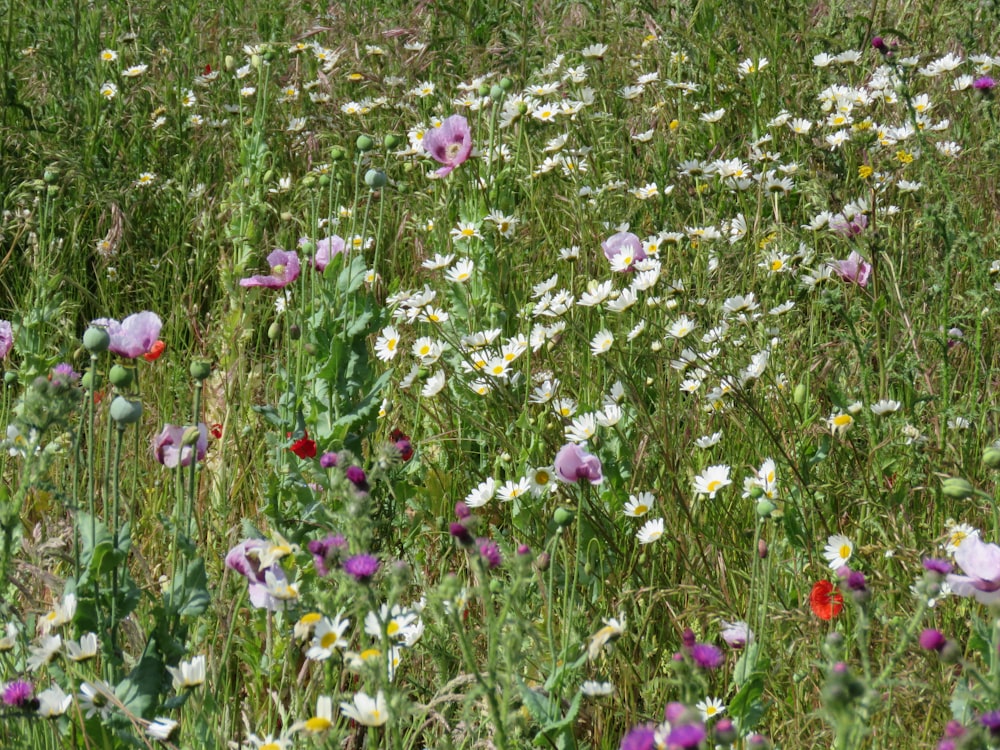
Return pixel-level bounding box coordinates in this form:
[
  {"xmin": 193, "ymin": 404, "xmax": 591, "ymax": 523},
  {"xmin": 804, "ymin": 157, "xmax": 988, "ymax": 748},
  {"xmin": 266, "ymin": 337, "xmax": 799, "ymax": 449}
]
[
  {"xmin": 143, "ymin": 340, "xmax": 166, "ymax": 362},
  {"xmin": 210, "ymin": 423, "xmax": 223, "ymax": 439},
  {"xmin": 289, "ymin": 433, "xmax": 317, "ymax": 459},
  {"xmin": 810, "ymin": 580, "xmax": 844, "ymax": 620}
]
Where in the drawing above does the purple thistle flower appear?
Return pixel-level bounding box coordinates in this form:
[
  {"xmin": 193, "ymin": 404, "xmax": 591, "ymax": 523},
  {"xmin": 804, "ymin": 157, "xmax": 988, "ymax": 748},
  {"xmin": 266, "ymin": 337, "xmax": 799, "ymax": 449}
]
[
  {"xmin": 666, "ymin": 722, "xmax": 706, "ymax": 748},
  {"xmin": 152, "ymin": 423, "xmax": 208, "ymax": 468},
  {"xmin": 319, "ymin": 452, "xmax": 339, "ymax": 468},
  {"xmin": 681, "ymin": 628, "xmax": 696, "ymax": 649},
  {"xmin": 343, "ymin": 553, "xmax": 380, "ymax": 584},
  {"xmin": 0, "ymin": 320, "xmax": 12, "ymax": 359},
  {"xmin": 455, "ymin": 501, "xmax": 471, "ymax": 520},
  {"xmin": 2, "ymin": 680, "xmax": 33, "ymax": 708},
  {"xmin": 477, "ymin": 538, "xmax": 502, "ymax": 569},
  {"xmin": 664, "ymin": 702, "xmax": 687, "ymax": 723},
  {"xmin": 919, "ymin": 628, "xmax": 947, "ymax": 651},
  {"xmin": 974, "ymin": 76, "xmax": 996, "ymax": 91},
  {"xmin": 308, "ymin": 534, "xmax": 347, "ymax": 576},
  {"xmin": 923, "ymin": 558, "xmax": 953, "ymax": 575},
  {"xmin": 944, "ymin": 720, "xmax": 967, "ymax": 738},
  {"xmin": 239, "ymin": 249, "xmax": 300, "ymax": 289},
  {"xmin": 553, "ymin": 443, "xmax": 603, "ymax": 484},
  {"xmin": 51, "ymin": 363, "xmax": 79, "ymax": 382},
  {"xmin": 690, "ymin": 643, "xmax": 723, "ymax": 670},
  {"xmin": 345, "ymin": 465, "xmax": 369, "ymax": 493},
  {"xmin": 620, "ymin": 725, "xmax": 657, "ymax": 750},
  {"xmin": 91, "ymin": 311, "xmax": 163, "ymax": 358},
  {"xmin": 981, "ymin": 710, "xmax": 1000, "ymax": 736},
  {"xmin": 450, "ymin": 521, "xmax": 475, "ymax": 546},
  {"xmin": 871, "ymin": 37, "xmax": 889, "ymax": 54},
  {"xmin": 422, "ymin": 115, "xmax": 473, "ymax": 177}
]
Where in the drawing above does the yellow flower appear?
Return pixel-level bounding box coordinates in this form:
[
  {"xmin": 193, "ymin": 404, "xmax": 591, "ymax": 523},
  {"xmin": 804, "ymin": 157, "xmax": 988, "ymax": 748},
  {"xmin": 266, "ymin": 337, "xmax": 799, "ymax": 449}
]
[
  {"xmin": 858, "ymin": 165, "xmax": 873, "ymax": 179},
  {"xmin": 896, "ymin": 150, "xmax": 914, "ymax": 164}
]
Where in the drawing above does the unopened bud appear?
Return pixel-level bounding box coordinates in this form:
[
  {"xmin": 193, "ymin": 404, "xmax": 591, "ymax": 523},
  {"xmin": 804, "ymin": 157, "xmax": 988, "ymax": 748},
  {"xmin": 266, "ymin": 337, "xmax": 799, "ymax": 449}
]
[{"xmin": 941, "ymin": 477, "xmax": 974, "ymax": 500}]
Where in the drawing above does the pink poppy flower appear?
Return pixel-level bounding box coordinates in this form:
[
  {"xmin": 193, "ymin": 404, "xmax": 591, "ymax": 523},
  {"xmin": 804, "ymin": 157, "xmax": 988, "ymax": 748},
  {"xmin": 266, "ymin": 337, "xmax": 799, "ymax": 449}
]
[
  {"xmin": 0, "ymin": 320, "xmax": 12, "ymax": 359},
  {"xmin": 831, "ymin": 251, "xmax": 872, "ymax": 287},
  {"xmin": 152, "ymin": 423, "xmax": 208, "ymax": 468},
  {"xmin": 239, "ymin": 249, "xmax": 300, "ymax": 288},
  {"xmin": 422, "ymin": 115, "xmax": 473, "ymax": 177},
  {"xmin": 301, "ymin": 235, "xmax": 346, "ymax": 272},
  {"xmin": 601, "ymin": 231, "xmax": 646, "ymax": 271},
  {"xmin": 91, "ymin": 312, "xmax": 163, "ymax": 358},
  {"xmin": 553, "ymin": 443, "xmax": 603, "ymax": 484},
  {"xmin": 947, "ymin": 534, "xmax": 1000, "ymax": 604}
]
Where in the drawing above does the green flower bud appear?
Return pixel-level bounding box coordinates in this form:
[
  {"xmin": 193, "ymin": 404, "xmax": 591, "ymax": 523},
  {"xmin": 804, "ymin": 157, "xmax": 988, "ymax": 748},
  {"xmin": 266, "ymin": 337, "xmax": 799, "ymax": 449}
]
[
  {"xmin": 793, "ymin": 382, "xmax": 807, "ymax": 406},
  {"xmin": 383, "ymin": 134, "xmax": 402, "ymax": 150},
  {"xmin": 553, "ymin": 507, "xmax": 575, "ymax": 527},
  {"xmin": 939, "ymin": 639, "xmax": 963, "ymax": 664},
  {"xmin": 81, "ymin": 370, "xmax": 101, "ymax": 390},
  {"xmin": 755, "ymin": 498, "xmax": 776, "ymax": 518},
  {"xmin": 300, "ymin": 174, "xmax": 316, "ymax": 188},
  {"xmin": 289, "ymin": 324, "xmax": 301, "ymax": 340},
  {"xmin": 364, "ymin": 168, "xmax": 387, "ymax": 188},
  {"xmin": 83, "ymin": 326, "xmax": 111, "ymax": 353},
  {"xmin": 181, "ymin": 426, "xmax": 202, "ymax": 446},
  {"xmin": 3, "ymin": 371, "xmax": 17, "ymax": 386},
  {"xmin": 109, "ymin": 396, "xmax": 143, "ymax": 425},
  {"xmin": 318, "ymin": 174, "xmax": 331, "ymax": 187},
  {"xmin": 500, "ymin": 77, "xmax": 513, "ymax": 91},
  {"xmin": 356, "ymin": 135, "xmax": 374, "ymax": 152},
  {"xmin": 984, "ymin": 447, "xmax": 1000, "ymax": 470},
  {"xmin": 941, "ymin": 477, "xmax": 974, "ymax": 500},
  {"xmin": 189, "ymin": 360, "xmax": 212, "ymax": 381},
  {"xmin": 109, "ymin": 364, "xmax": 133, "ymax": 389},
  {"xmin": 489, "ymin": 84, "xmax": 504, "ymax": 100},
  {"xmin": 330, "ymin": 147, "xmax": 345, "ymax": 161},
  {"xmin": 43, "ymin": 167, "xmax": 59, "ymax": 184},
  {"xmin": 267, "ymin": 321, "xmax": 282, "ymax": 340},
  {"xmin": 478, "ymin": 83, "xmax": 490, "ymax": 97}
]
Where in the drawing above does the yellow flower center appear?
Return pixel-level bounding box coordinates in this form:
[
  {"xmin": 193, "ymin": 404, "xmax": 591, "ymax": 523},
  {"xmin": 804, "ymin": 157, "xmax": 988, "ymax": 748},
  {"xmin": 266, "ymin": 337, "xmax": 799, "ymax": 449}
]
[
  {"xmin": 771, "ymin": 259, "xmax": 783, "ymax": 272},
  {"xmin": 304, "ymin": 717, "xmax": 332, "ymax": 733},
  {"xmin": 634, "ymin": 504, "xmax": 648, "ymax": 515},
  {"xmin": 387, "ymin": 621, "xmax": 400, "ymax": 636},
  {"xmin": 839, "ymin": 544, "xmax": 851, "ymax": 559},
  {"xmin": 360, "ymin": 648, "xmax": 381, "ymax": 660},
  {"xmin": 833, "ymin": 414, "xmax": 853, "ymax": 427},
  {"xmin": 320, "ymin": 632, "xmax": 339, "ymax": 649},
  {"xmin": 706, "ymin": 480, "xmax": 721, "ymax": 492}
]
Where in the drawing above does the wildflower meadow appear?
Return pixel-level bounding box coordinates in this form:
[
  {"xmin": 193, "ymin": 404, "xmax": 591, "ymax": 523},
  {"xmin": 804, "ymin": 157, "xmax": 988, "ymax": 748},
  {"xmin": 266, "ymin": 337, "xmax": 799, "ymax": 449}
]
[{"xmin": 4, "ymin": 0, "xmax": 1000, "ymax": 747}]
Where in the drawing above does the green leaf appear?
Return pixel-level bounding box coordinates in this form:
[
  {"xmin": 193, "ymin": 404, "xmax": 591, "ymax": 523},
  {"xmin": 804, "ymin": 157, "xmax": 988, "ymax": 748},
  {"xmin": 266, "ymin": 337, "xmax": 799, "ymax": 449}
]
[
  {"xmin": 165, "ymin": 556, "xmax": 211, "ymax": 618},
  {"xmin": 115, "ymin": 644, "xmax": 163, "ymax": 719}
]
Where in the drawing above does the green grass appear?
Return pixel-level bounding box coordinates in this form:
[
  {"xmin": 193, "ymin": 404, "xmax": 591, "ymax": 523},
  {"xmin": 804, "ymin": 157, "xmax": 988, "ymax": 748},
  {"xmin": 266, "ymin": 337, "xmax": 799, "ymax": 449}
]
[{"xmin": 3, "ymin": 0, "xmax": 1000, "ymax": 748}]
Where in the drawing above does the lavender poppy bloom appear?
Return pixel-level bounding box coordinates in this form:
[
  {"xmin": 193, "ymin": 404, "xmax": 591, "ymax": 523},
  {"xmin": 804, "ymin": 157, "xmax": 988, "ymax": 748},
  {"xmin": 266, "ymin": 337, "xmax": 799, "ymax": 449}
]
[
  {"xmin": 152, "ymin": 423, "xmax": 208, "ymax": 468},
  {"xmin": 319, "ymin": 452, "xmax": 339, "ymax": 468},
  {"xmin": 553, "ymin": 443, "xmax": 603, "ymax": 484},
  {"xmin": 831, "ymin": 251, "xmax": 872, "ymax": 287},
  {"xmin": 947, "ymin": 534, "xmax": 1000, "ymax": 604},
  {"xmin": 225, "ymin": 539, "xmax": 285, "ymax": 610},
  {"xmin": 303, "ymin": 235, "xmax": 346, "ymax": 272},
  {"xmin": 0, "ymin": 320, "xmax": 13, "ymax": 359},
  {"xmin": 91, "ymin": 312, "xmax": 163, "ymax": 358},
  {"xmin": 829, "ymin": 212, "xmax": 868, "ymax": 238},
  {"xmin": 720, "ymin": 620, "xmax": 754, "ymax": 649},
  {"xmin": 239, "ymin": 249, "xmax": 300, "ymax": 288},
  {"xmin": 422, "ymin": 115, "xmax": 473, "ymax": 177},
  {"xmin": 601, "ymin": 231, "xmax": 646, "ymax": 271},
  {"xmin": 343, "ymin": 553, "xmax": 380, "ymax": 583}
]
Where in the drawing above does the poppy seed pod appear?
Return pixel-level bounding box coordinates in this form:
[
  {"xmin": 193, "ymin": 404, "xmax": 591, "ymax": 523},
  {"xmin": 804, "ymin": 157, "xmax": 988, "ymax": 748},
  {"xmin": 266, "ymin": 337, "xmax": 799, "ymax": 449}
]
[{"xmin": 109, "ymin": 396, "xmax": 143, "ymax": 425}]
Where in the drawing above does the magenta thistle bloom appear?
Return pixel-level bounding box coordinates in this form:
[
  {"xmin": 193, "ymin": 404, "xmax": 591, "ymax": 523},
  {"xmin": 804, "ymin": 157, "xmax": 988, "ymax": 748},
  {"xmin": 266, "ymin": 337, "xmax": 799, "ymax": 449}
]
[
  {"xmin": 831, "ymin": 250, "xmax": 872, "ymax": 287},
  {"xmin": 947, "ymin": 534, "xmax": 1000, "ymax": 604},
  {"xmin": 239, "ymin": 249, "xmax": 300, "ymax": 288},
  {"xmin": 319, "ymin": 452, "xmax": 339, "ymax": 468},
  {"xmin": 620, "ymin": 725, "xmax": 657, "ymax": 750},
  {"xmin": 974, "ymin": 76, "xmax": 996, "ymax": 91},
  {"xmin": 919, "ymin": 628, "xmax": 947, "ymax": 651},
  {"xmin": 0, "ymin": 320, "xmax": 13, "ymax": 359},
  {"xmin": 307, "ymin": 534, "xmax": 347, "ymax": 576},
  {"xmin": 450, "ymin": 521, "xmax": 475, "ymax": 546},
  {"xmin": 601, "ymin": 231, "xmax": 646, "ymax": 271},
  {"xmin": 91, "ymin": 311, "xmax": 163, "ymax": 358},
  {"xmin": 345, "ymin": 465, "xmax": 369, "ymax": 493},
  {"xmin": 477, "ymin": 538, "xmax": 502, "ymax": 569},
  {"xmin": 2, "ymin": 680, "xmax": 33, "ymax": 708},
  {"xmin": 666, "ymin": 723, "xmax": 706, "ymax": 748},
  {"xmin": 690, "ymin": 643, "xmax": 723, "ymax": 670},
  {"xmin": 152, "ymin": 423, "xmax": 208, "ymax": 468},
  {"xmin": 664, "ymin": 701, "xmax": 687, "ymax": 723},
  {"xmin": 422, "ymin": 115, "xmax": 473, "ymax": 177},
  {"xmin": 343, "ymin": 553, "xmax": 380, "ymax": 583},
  {"xmin": 553, "ymin": 443, "xmax": 603, "ymax": 484}
]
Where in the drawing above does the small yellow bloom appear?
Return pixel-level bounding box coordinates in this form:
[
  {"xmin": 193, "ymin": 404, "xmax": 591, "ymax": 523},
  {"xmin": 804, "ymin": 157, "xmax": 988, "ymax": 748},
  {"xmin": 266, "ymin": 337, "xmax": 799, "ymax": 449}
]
[
  {"xmin": 858, "ymin": 165, "xmax": 873, "ymax": 179},
  {"xmin": 669, "ymin": 119, "xmax": 679, "ymax": 130},
  {"xmin": 896, "ymin": 150, "xmax": 914, "ymax": 164}
]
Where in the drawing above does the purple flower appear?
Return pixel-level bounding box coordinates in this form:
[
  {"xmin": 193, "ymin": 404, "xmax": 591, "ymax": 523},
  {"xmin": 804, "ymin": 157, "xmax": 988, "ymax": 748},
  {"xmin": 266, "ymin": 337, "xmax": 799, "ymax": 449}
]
[
  {"xmin": 946, "ymin": 534, "xmax": 1000, "ymax": 604},
  {"xmin": 239, "ymin": 249, "xmax": 300, "ymax": 288},
  {"xmin": 919, "ymin": 628, "xmax": 947, "ymax": 651},
  {"xmin": 690, "ymin": 643, "xmax": 723, "ymax": 670},
  {"xmin": 981, "ymin": 711, "xmax": 1000, "ymax": 736},
  {"xmin": 51, "ymin": 363, "xmax": 79, "ymax": 382},
  {"xmin": 343, "ymin": 553, "xmax": 380, "ymax": 584},
  {"xmin": 345, "ymin": 465, "xmax": 369, "ymax": 493},
  {"xmin": 319, "ymin": 452, "xmax": 339, "ymax": 468},
  {"xmin": 2, "ymin": 680, "xmax": 33, "ymax": 708},
  {"xmin": 455, "ymin": 501, "xmax": 471, "ymax": 520},
  {"xmin": 225, "ymin": 539, "xmax": 286, "ymax": 610},
  {"xmin": 308, "ymin": 534, "xmax": 347, "ymax": 576},
  {"xmin": 664, "ymin": 702, "xmax": 687, "ymax": 723},
  {"xmin": 303, "ymin": 234, "xmax": 346, "ymax": 272},
  {"xmin": 422, "ymin": 115, "xmax": 473, "ymax": 177},
  {"xmin": 871, "ymin": 36, "xmax": 888, "ymax": 53},
  {"xmin": 923, "ymin": 558, "xmax": 953, "ymax": 575},
  {"xmin": 152, "ymin": 423, "xmax": 208, "ymax": 468},
  {"xmin": 829, "ymin": 213, "xmax": 868, "ymax": 239},
  {"xmin": 720, "ymin": 620, "xmax": 753, "ymax": 649},
  {"xmin": 974, "ymin": 76, "xmax": 996, "ymax": 91},
  {"xmin": 0, "ymin": 320, "xmax": 12, "ymax": 359},
  {"xmin": 450, "ymin": 521, "xmax": 475, "ymax": 546},
  {"xmin": 944, "ymin": 721, "xmax": 967, "ymax": 738},
  {"xmin": 831, "ymin": 250, "xmax": 872, "ymax": 287},
  {"xmin": 681, "ymin": 628, "xmax": 696, "ymax": 649},
  {"xmin": 601, "ymin": 231, "xmax": 646, "ymax": 271},
  {"xmin": 666, "ymin": 722, "xmax": 706, "ymax": 748},
  {"xmin": 553, "ymin": 443, "xmax": 603, "ymax": 484},
  {"xmin": 91, "ymin": 312, "xmax": 163, "ymax": 358},
  {"xmin": 477, "ymin": 538, "xmax": 502, "ymax": 569},
  {"xmin": 620, "ymin": 725, "xmax": 657, "ymax": 750}
]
